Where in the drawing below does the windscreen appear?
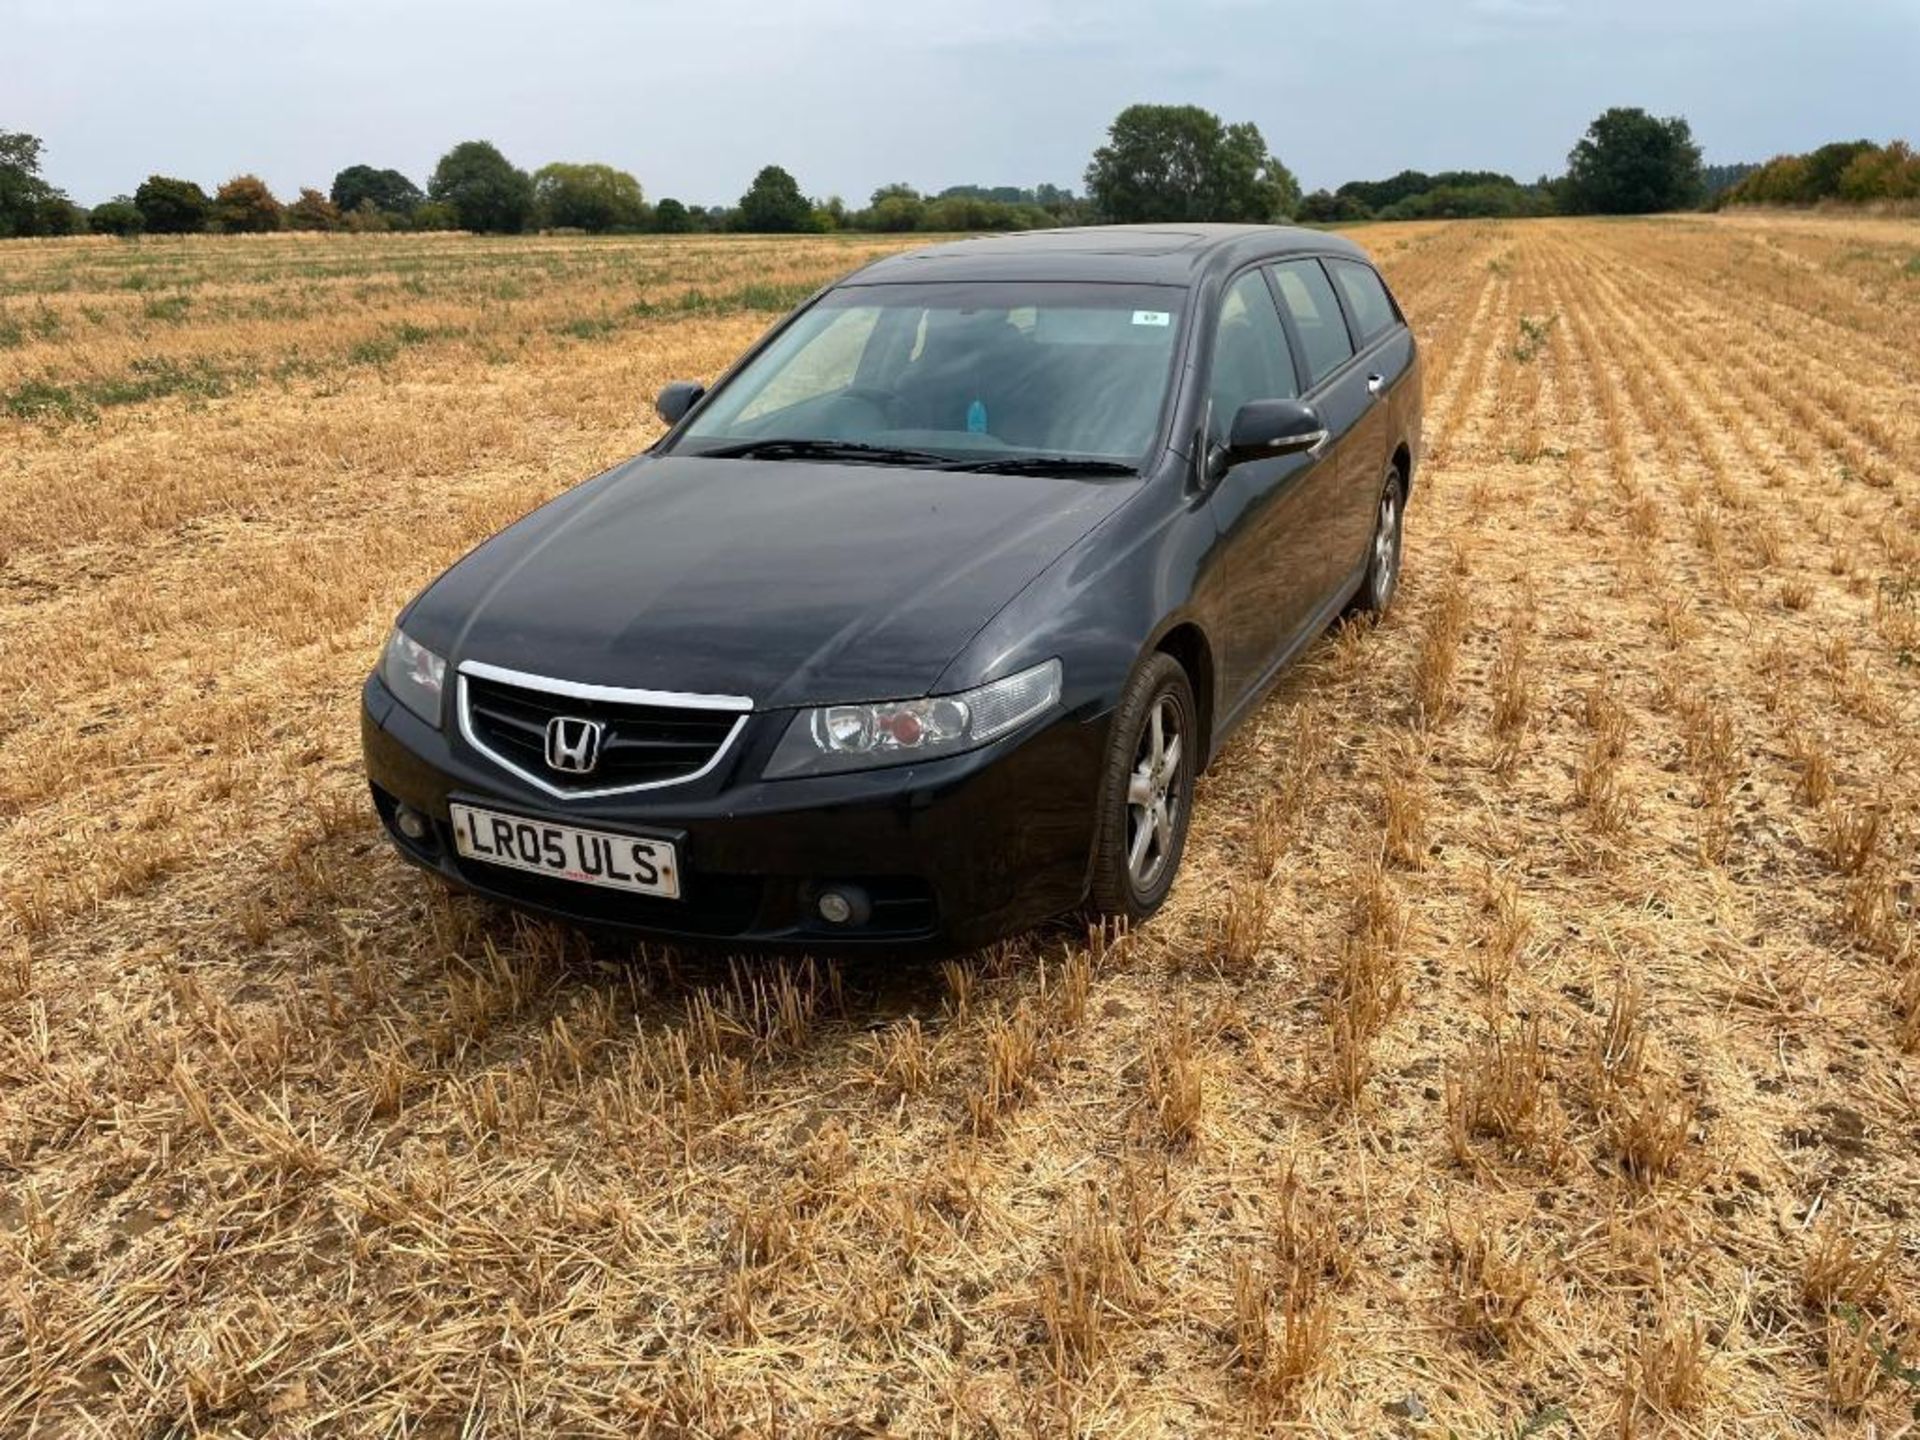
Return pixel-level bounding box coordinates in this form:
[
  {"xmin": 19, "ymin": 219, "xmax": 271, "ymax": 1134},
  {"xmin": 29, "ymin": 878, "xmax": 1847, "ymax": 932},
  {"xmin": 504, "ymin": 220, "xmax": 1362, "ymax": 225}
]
[{"xmin": 676, "ymin": 281, "xmax": 1188, "ymax": 465}]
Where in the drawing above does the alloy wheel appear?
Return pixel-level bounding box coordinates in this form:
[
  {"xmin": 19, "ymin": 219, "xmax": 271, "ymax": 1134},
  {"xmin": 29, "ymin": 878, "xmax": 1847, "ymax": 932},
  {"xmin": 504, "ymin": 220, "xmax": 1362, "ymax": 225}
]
[
  {"xmin": 1125, "ymin": 696, "xmax": 1183, "ymax": 889},
  {"xmin": 1373, "ymin": 487, "xmax": 1401, "ymax": 605}
]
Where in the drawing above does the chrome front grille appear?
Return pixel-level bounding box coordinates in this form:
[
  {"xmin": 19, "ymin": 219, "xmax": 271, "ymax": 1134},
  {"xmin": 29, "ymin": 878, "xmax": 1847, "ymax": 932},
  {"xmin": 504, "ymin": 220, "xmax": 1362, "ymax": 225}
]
[{"xmin": 457, "ymin": 662, "xmax": 750, "ymax": 798}]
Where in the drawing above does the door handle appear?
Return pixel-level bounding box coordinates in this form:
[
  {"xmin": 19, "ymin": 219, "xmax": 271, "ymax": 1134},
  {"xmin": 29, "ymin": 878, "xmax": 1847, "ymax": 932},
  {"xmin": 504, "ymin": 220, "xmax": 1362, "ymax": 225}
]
[{"xmin": 1366, "ymin": 373, "xmax": 1386, "ymax": 398}]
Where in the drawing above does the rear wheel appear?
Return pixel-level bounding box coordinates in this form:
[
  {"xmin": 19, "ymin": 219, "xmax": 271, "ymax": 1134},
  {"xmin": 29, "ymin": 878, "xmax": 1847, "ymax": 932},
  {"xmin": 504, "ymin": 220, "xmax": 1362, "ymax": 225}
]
[
  {"xmin": 1089, "ymin": 653, "xmax": 1197, "ymax": 921},
  {"xmin": 1347, "ymin": 468, "xmax": 1405, "ymax": 619}
]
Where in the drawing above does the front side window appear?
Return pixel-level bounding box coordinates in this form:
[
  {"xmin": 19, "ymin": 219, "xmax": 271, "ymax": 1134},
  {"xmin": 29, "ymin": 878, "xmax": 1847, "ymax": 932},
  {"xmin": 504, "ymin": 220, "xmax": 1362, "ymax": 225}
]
[
  {"xmin": 1206, "ymin": 270, "xmax": 1298, "ymax": 444},
  {"xmin": 1327, "ymin": 258, "xmax": 1399, "ymax": 345},
  {"xmin": 677, "ymin": 281, "xmax": 1189, "ymax": 464},
  {"xmin": 1270, "ymin": 259, "xmax": 1355, "ymax": 388}
]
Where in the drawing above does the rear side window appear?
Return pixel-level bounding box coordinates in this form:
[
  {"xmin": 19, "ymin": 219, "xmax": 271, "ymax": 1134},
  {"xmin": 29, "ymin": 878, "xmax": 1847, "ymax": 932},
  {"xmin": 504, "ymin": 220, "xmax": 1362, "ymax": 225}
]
[
  {"xmin": 1205, "ymin": 270, "xmax": 1299, "ymax": 441},
  {"xmin": 1327, "ymin": 259, "xmax": 1399, "ymax": 344},
  {"xmin": 1270, "ymin": 260, "xmax": 1355, "ymax": 387}
]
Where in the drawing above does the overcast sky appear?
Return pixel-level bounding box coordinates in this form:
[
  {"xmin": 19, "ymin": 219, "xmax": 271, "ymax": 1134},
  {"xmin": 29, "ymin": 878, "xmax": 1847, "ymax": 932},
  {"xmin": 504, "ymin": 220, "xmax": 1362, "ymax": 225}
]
[{"xmin": 11, "ymin": 0, "xmax": 1918, "ymax": 207}]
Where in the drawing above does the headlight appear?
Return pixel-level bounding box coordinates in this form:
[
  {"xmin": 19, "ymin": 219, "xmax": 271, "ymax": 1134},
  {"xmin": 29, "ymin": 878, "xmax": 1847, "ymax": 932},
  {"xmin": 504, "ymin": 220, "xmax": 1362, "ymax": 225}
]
[
  {"xmin": 764, "ymin": 659, "xmax": 1062, "ymax": 778},
  {"xmin": 381, "ymin": 627, "xmax": 446, "ymax": 725}
]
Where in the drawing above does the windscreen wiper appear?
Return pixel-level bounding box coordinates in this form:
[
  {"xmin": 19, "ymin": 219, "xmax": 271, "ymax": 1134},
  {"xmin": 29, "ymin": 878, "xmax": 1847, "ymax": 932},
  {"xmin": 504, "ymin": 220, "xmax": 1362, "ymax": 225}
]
[
  {"xmin": 943, "ymin": 455, "xmax": 1139, "ymax": 477},
  {"xmin": 696, "ymin": 438, "xmax": 957, "ymax": 467}
]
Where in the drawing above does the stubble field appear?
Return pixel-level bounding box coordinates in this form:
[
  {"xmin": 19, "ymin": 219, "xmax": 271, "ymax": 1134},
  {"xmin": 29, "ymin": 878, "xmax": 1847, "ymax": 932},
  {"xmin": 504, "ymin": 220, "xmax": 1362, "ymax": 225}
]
[{"xmin": 1, "ymin": 214, "xmax": 1917, "ymax": 1436}]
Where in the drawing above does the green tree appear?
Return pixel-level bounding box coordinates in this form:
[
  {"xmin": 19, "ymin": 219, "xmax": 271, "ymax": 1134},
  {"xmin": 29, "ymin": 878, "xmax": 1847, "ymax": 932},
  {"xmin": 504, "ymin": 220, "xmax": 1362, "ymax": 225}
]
[
  {"xmin": 1298, "ymin": 189, "xmax": 1373, "ymax": 224},
  {"xmin": 37, "ymin": 197, "xmax": 88, "ymax": 235},
  {"xmin": 926, "ymin": 182, "xmax": 1087, "ymax": 224},
  {"xmin": 916, "ymin": 195, "xmax": 1042, "ymax": 231},
  {"xmin": 532, "ymin": 162, "xmax": 647, "ymax": 232},
  {"xmin": 1085, "ymin": 105, "xmax": 1299, "ymax": 224},
  {"xmin": 1, "ymin": 130, "xmax": 80, "ymax": 238},
  {"xmin": 1797, "ymin": 141, "xmax": 1877, "ymax": 201},
  {"xmin": 1564, "ymin": 107, "xmax": 1704, "ymax": 214},
  {"xmin": 1726, "ymin": 140, "xmax": 1920, "ymax": 207},
  {"xmin": 134, "ymin": 175, "xmax": 212, "ymax": 234},
  {"xmin": 853, "ymin": 183, "xmax": 925, "ymax": 231},
  {"xmin": 1731, "ymin": 155, "xmax": 1809, "ymax": 205},
  {"xmin": 0, "ymin": 130, "xmax": 47, "ymax": 236},
  {"xmin": 428, "ymin": 141, "xmax": 534, "ymax": 233},
  {"xmin": 1336, "ymin": 170, "xmax": 1423, "ymax": 211},
  {"xmin": 286, "ymin": 188, "xmax": 343, "ymax": 231},
  {"xmin": 90, "ymin": 198, "xmax": 146, "ymax": 236},
  {"xmin": 736, "ymin": 165, "xmax": 812, "ymax": 232},
  {"xmin": 329, "ymin": 165, "xmax": 424, "ymax": 219},
  {"xmin": 409, "ymin": 200, "xmax": 460, "ymax": 231},
  {"xmin": 1380, "ymin": 182, "xmax": 1545, "ymax": 220},
  {"xmin": 343, "ymin": 198, "xmax": 390, "ymax": 233},
  {"xmin": 210, "ymin": 175, "xmax": 284, "ymax": 233},
  {"xmin": 860, "ymin": 192, "xmax": 925, "ymax": 231},
  {"xmin": 1838, "ymin": 141, "xmax": 1920, "ymax": 202},
  {"xmin": 652, "ymin": 197, "xmax": 692, "ymax": 233}
]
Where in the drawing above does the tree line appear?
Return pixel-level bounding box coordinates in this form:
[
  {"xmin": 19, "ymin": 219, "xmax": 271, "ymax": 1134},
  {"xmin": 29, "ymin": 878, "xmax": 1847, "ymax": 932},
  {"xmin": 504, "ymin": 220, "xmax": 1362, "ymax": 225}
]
[
  {"xmin": 1302, "ymin": 109, "xmax": 1720, "ymax": 221},
  {"xmin": 2, "ymin": 106, "xmax": 1912, "ymax": 242},
  {"xmin": 0, "ymin": 136, "xmax": 1096, "ymax": 240},
  {"xmin": 1714, "ymin": 140, "xmax": 1920, "ymax": 208}
]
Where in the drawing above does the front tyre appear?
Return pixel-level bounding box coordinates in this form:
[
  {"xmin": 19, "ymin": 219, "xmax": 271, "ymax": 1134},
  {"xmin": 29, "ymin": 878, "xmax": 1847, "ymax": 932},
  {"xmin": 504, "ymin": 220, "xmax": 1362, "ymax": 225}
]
[
  {"xmin": 1089, "ymin": 653, "xmax": 1198, "ymax": 921},
  {"xmin": 1348, "ymin": 468, "xmax": 1406, "ymax": 619}
]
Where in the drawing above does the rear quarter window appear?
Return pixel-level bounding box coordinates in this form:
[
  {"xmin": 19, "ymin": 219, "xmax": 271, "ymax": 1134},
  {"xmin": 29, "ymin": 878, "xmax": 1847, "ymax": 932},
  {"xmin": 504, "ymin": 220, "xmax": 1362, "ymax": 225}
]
[{"xmin": 1327, "ymin": 259, "xmax": 1400, "ymax": 345}]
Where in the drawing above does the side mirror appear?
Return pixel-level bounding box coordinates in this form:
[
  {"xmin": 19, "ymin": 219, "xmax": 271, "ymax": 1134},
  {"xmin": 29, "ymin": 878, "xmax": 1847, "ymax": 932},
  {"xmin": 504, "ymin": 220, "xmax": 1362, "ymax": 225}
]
[
  {"xmin": 1220, "ymin": 399, "xmax": 1328, "ymax": 471},
  {"xmin": 655, "ymin": 381, "xmax": 705, "ymax": 426}
]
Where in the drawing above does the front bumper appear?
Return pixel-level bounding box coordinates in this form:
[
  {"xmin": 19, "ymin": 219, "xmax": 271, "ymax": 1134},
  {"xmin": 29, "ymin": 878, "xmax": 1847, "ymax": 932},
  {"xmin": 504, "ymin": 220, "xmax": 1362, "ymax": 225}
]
[{"xmin": 360, "ymin": 674, "xmax": 1108, "ymax": 951}]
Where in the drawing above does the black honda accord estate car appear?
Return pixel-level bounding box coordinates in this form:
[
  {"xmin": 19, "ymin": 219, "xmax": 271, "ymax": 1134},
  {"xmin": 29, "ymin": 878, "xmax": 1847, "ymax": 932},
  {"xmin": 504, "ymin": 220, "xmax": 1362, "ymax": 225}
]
[{"xmin": 362, "ymin": 224, "xmax": 1421, "ymax": 949}]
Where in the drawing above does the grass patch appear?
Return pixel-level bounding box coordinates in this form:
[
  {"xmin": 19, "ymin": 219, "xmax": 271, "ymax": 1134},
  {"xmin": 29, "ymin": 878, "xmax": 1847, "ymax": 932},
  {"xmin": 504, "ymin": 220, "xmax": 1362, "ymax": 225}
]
[
  {"xmin": 734, "ymin": 280, "xmax": 820, "ymax": 311},
  {"xmin": 143, "ymin": 294, "xmax": 195, "ymax": 323},
  {"xmin": 556, "ymin": 313, "xmax": 621, "ymax": 340},
  {"xmin": 3, "ymin": 376, "xmax": 84, "ymax": 421},
  {"xmin": 346, "ymin": 322, "xmax": 440, "ymax": 366},
  {"xmin": 625, "ymin": 279, "xmax": 822, "ymax": 324},
  {"xmin": 1511, "ymin": 313, "xmax": 1559, "ymax": 363},
  {"xmin": 0, "ymin": 306, "xmax": 68, "ymax": 346},
  {"xmin": 4, "ymin": 356, "xmax": 238, "ymax": 421},
  {"xmin": 560, "ymin": 282, "xmax": 817, "ymax": 341}
]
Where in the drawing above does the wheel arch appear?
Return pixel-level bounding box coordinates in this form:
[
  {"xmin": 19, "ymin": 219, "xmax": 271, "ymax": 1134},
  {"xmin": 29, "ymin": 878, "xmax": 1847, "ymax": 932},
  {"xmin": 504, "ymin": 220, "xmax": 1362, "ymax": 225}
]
[{"xmin": 1146, "ymin": 618, "xmax": 1217, "ymax": 772}]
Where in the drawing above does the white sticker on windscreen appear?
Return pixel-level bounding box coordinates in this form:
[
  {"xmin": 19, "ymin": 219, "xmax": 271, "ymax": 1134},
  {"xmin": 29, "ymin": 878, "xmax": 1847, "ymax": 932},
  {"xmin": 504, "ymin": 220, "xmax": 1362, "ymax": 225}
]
[{"xmin": 1132, "ymin": 310, "xmax": 1171, "ymax": 327}]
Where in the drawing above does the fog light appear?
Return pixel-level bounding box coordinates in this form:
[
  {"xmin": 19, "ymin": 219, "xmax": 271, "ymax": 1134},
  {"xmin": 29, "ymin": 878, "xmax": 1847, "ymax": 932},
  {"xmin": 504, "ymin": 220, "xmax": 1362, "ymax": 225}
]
[
  {"xmin": 815, "ymin": 885, "xmax": 870, "ymax": 927},
  {"xmin": 396, "ymin": 805, "xmax": 428, "ymax": 841}
]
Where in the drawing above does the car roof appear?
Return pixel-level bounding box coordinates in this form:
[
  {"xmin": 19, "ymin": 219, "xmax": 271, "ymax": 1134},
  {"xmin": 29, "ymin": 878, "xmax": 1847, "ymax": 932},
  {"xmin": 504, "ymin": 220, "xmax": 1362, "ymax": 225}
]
[{"xmin": 841, "ymin": 224, "xmax": 1372, "ymax": 288}]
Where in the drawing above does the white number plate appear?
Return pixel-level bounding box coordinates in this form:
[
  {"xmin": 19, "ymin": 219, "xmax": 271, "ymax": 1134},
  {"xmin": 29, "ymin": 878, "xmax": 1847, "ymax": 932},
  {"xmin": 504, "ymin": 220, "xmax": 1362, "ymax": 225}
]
[{"xmin": 450, "ymin": 803, "xmax": 680, "ymax": 899}]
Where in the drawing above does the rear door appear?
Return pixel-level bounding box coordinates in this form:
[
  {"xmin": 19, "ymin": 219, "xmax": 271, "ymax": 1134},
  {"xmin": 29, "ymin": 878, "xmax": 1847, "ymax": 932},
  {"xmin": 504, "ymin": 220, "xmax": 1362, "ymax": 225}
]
[
  {"xmin": 1267, "ymin": 258, "xmax": 1361, "ymax": 606},
  {"xmin": 1202, "ymin": 267, "xmax": 1326, "ymax": 704},
  {"xmin": 1323, "ymin": 257, "xmax": 1407, "ymax": 587}
]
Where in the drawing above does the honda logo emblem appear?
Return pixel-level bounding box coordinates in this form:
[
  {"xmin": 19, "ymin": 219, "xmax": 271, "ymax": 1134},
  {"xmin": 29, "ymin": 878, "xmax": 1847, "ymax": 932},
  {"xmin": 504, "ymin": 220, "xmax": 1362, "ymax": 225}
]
[{"xmin": 545, "ymin": 716, "xmax": 603, "ymax": 774}]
